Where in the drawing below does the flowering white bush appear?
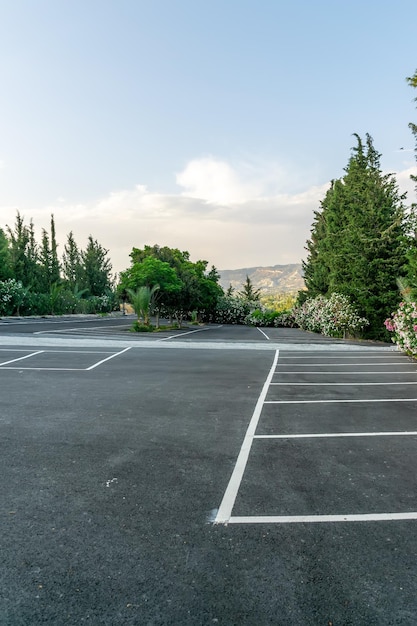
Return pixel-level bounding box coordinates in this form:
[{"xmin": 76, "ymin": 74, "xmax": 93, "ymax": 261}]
[
  {"xmin": 274, "ymin": 310, "xmax": 298, "ymax": 327},
  {"xmin": 384, "ymin": 301, "xmax": 417, "ymax": 356},
  {"xmin": 0, "ymin": 279, "xmax": 26, "ymax": 315},
  {"xmin": 293, "ymin": 292, "xmax": 369, "ymax": 338},
  {"xmin": 214, "ymin": 296, "xmax": 252, "ymax": 324}
]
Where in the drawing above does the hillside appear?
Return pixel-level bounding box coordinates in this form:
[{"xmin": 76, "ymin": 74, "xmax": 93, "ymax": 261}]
[{"xmin": 219, "ymin": 263, "xmax": 304, "ymax": 294}]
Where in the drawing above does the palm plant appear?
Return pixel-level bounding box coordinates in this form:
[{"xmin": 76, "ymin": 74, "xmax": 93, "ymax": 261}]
[{"xmin": 127, "ymin": 285, "xmax": 160, "ymax": 325}]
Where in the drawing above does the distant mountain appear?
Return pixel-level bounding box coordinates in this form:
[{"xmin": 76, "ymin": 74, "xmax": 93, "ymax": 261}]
[{"xmin": 219, "ymin": 263, "xmax": 304, "ymax": 294}]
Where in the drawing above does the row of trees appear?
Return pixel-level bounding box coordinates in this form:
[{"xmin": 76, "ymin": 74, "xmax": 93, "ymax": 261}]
[{"xmin": 0, "ymin": 213, "xmax": 114, "ymax": 315}]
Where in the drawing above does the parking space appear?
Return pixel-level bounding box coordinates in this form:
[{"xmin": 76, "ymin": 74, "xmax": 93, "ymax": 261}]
[
  {"xmin": 3, "ymin": 330, "xmax": 417, "ymax": 624},
  {"xmin": 216, "ymin": 349, "xmax": 417, "ymax": 524},
  {"xmin": 0, "ymin": 347, "xmax": 129, "ymax": 370}
]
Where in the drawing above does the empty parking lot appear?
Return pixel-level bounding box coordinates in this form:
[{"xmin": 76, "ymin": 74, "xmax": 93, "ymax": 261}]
[{"xmin": 1, "ymin": 325, "xmax": 417, "ymax": 624}]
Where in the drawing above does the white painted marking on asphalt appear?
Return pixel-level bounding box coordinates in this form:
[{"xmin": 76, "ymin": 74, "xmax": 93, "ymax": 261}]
[
  {"xmin": 158, "ymin": 326, "xmax": 223, "ymax": 341},
  {"xmin": 273, "ymin": 371, "xmax": 417, "ymax": 374},
  {"xmin": 228, "ymin": 512, "xmax": 417, "ymax": 524},
  {"xmin": 34, "ymin": 324, "xmax": 129, "ymax": 335},
  {"xmin": 265, "ymin": 398, "xmax": 417, "ymax": 404},
  {"xmin": 41, "ymin": 350, "xmax": 115, "ymax": 354},
  {"xmin": 276, "ymin": 362, "xmax": 410, "ymax": 366},
  {"xmin": 0, "ymin": 367, "xmax": 86, "ymax": 371},
  {"xmin": 214, "ymin": 350, "xmax": 279, "ymax": 524},
  {"xmin": 0, "ymin": 350, "xmax": 44, "ymax": 366},
  {"xmin": 254, "ymin": 431, "xmax": 417, "ymax": 439},
  {"xmin": 279, "ymin": 356, "xmax": 403, "ymax": 360},
  {"xmin": 257, "ymin": 327, "xmax": 270, "ymax": 340},
  {"xmin": 85, "ymin": 347, "xmax": 131, "ymax": 370},
  {"xmin": 270, "ymin": 381, "xmax": 417, "ymax": 385}
]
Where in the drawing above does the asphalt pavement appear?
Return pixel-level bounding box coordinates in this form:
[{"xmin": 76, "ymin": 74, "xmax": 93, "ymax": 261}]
[{"xmin": 1, "ymin": 322, "xmax": 417, "ymax": 625}]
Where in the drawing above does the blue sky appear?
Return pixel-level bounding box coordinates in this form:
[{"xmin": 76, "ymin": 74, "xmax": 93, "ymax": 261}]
[{"xmin": 1, "ymin": 0, "xmax": 416, "ymax": 274}]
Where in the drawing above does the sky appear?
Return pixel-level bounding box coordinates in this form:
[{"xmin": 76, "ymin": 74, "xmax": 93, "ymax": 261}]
[{"xmin": 0, "ymin": 0, "xmax": 416, "ymax": 276}]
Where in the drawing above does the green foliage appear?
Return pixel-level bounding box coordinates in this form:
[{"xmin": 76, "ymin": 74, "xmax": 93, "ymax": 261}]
[
  {"xmin": 80, "ymin": 236, "xmax": 113, "ymax": 297},
  {"xmin": 127, "ymin": 285, "xmax": 160, "ymax": 325},
  {"xmin": 245, "ymin": 308, "xmax": 280, "ymax": 327},
  {"xmin": 213, "ymin": 295, "xmax": 252, "ymax": 324},
  {"xmin": 130, "ymin": 321, "xmax": 155, "ymax": 332},
  {"xmin": 62, "ymin": 231, "xmax": 83, "ymax": 289},
  {"xmin": 238, "ymin": 275, "xmax": 261, "ymax": 302},
  {"xmin": 0, "ymin": 213, "xmax": 116, "ymax": 316},
  {"xmin": 119, "ymin": 245, "xmax": 223, "ymax": 326},
  {"xmin": 385, "ymin": 301, "xmax": 417, "ymax": 356},
  {"xmin": 302, "ymin": 134, "xmax": 409, "ymax": 340},
  {"xmin": 0, "ymin": 228, "xmax": 12, "ymax": 281},
  {"xmin": 260, "ymin": 291, "xmax": 298, "ymax": 311},
  {"xmin": 293, "ymin": 292, "xmax": 369, "ymax": 338},
  {"xmin": 0, "ymin": 279, "xmax": 26, "ymax": 315},
  {"xmin": 274, "ymin": 310, "xmax": 298, "ymax": 328}
]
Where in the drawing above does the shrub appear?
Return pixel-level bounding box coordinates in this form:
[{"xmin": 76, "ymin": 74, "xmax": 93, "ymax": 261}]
[
  {"xmin": 293, "ymin": 292, "xmax": 369, "ymax": 338},
  {"xmin": 274, "ymin": 310, "xmax": 298, "ymax": 327},
  {"xmin": 213, "ymin": 296, "xmax": 252, "ymax": 324},
  {"xmin": 0, "ymin": 279, "xmax": 26, "ymax": 315},
  {"xmin": 130, "ymin": 321, "xmax": 154, "ymax": 332},
  {"xmin": 245, "ymin": 308, "xmax": 280, "ymax": 327},
  {"xmin": 384, "ymin": 301, "xmax": 417, "ymax": 356}
]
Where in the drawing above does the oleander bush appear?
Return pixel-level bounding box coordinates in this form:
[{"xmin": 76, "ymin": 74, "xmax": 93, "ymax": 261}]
[
  {"xmin": 0, "ymin": 279, "xmax": 26, "ymax": 315},
  {"xmin": 274, "ymin": 309, "xmax": 298, "ymax": 327},
  {"xmin": 292, "ymin": 292, "xmax": 369, "ymax": 338},
  {"xmin": 384, "ymin": 301, "xmax": 417, "ymax": 356},
  {"xmin": 213, "ymin": 296, "xmax": 252, "ymax": 324}
]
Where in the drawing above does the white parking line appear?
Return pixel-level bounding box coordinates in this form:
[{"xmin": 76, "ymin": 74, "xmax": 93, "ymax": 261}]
[
  {"xmin": 158, "ymin": 326, "xmax": 223, "ymax": 341},
  {"xmin": 271, "ymin": 372, "xmax": 417, "ymax": 387},
  {"xmin": 228, "ymin": 512, "xmax": 417, "ymax": 524},
  {"xmin": 265, "ymin": 398, "xmax": 417, "ymax": 404},
  {"xmin": 86, "ymin": 347, "xmax": 131, "ymax": 370},
  {"xmin": 257, "ymin": 327, "xmax": 270, "ymax": 340},
  {"xmin": 0, "ymin": 350, "xmax": 44, "ymax": 366},
  {"xmin": 276, "ymin": 362, "xmax": 409, "ymax": 366},
  {"xmin": 214, "ymin": 350, "xmax": 279, "ymax": 524},
  {"xmin": 273, "ymin": 371, "xmax": 417, "ymax": 374},
  {"xmin": 254, "ymin": 431, "xmax": 417, "ymax": 439},
  {"xmin": 215, "ymin": 349, "xmax": 417, "ymax": 525}
]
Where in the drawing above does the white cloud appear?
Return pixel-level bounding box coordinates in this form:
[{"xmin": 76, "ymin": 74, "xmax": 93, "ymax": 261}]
[
  {"xmin": 1, "ymin": 158, "xmax": 415, "ymax": 276},
  {"xmin": 176, "ymin": 157, "xmax": 258, "ymax": 205},
  {"xmin": 394, "ymin": 165, "xmax": 416, "ymax": 199}
]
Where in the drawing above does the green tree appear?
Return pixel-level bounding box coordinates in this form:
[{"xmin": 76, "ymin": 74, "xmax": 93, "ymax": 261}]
[
  {"xmin": 0, "ymin": 228, "xmax": 12, "ymax": 281},
  {"xmin": 119, "ymin": 256, "xmax": 182, "ymax": 327},
  {"xmin": 62, "ymin": 231, "xmax": 83, "ymax": 289},
  {"xmin": 39, "ymin": 228, "xmax": 53, "ymax": 292},
  {"xmin": 80, "ymin": 236, "xmax": 113, "ymax": 296},
  {"xmin": 120, "ymin": 245, "xmax": 222, "ymax": 326},
  {"xmin": 7, "ymin": 212, "xmax": 39, "ymax": 288},
  {"xmin": 303, "ymin": 134, "xmax": 409, "ymax": 339},
  {"xmin": 49, "ymin": 214, "xmax": 60, "ymax": 285},
  {"xmin": 238, "ymin": 275, "xmax": 261, "ymax": 302}
]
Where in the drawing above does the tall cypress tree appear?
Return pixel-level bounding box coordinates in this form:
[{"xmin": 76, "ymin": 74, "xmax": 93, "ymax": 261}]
[
  {"xmin": 50, "ymin": 215, "xmax": 60, "ymax": 284},
  {"xmin": 0, "ymin": 228, "xmax": 12, "ymax": 281},
  {"xmin": 303, "ymin": 134, "xmax": 409, "ymax": 339}
]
